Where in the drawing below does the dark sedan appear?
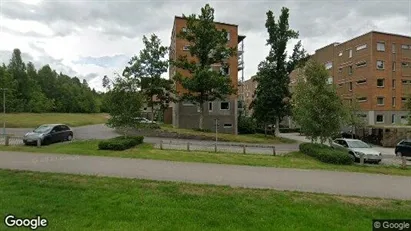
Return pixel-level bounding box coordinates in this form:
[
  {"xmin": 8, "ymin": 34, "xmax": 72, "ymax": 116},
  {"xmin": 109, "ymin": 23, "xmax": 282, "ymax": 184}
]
[
  {"xmin": 23, "ymin": 124, "xmax": 74, "ymax": 146},
  {"xmin": 395, "ymin": 139, "xmax": 411, "ymax": 157}
]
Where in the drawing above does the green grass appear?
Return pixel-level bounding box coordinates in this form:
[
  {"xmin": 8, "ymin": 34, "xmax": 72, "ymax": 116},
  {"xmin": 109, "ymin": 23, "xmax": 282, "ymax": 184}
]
[
  {"xmin": 0, "ymin": 140, "xmax": 410, "ymax": 176},
  {"xmin": 160, "ymin": 124, "xmax": 295, "ymax": 144},
  {"xmin": 0, "ymin": 169, "xmax": 410, "ymax": 231},
  {"xmin": 1, "ymin": 113, "xmax": 109, "ymax": 128}
]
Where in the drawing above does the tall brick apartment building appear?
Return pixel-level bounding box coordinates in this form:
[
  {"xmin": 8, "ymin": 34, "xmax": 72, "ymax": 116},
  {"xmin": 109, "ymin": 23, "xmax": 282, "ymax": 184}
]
[
  {"xmin": 290, "ymin": 31, "xmax": 411, "ymax": 126},
  {"xmin": 169, "ymin": 16, "xmax": 246, "ymax": 134},
  {"xmin": 238, "ymin": 75, "xmax": 256, "ymax": 114}
]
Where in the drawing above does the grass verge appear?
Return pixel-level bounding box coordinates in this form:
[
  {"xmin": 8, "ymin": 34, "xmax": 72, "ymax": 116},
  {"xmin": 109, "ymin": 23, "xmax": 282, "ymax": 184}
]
[
  {"xmin": 0, "ymin": 169, "xmax": 410, "ymax": 231},
  {"xmin": 0, "ymin": 140, "xmax": 410, "ymax": 176},
  {"xmin": 160, "ymin": 125, "xmax": 295, "ymax": 144},
  {"xmin": 1, "ymin": 113, "xmax": 109, "ymax": 128}
]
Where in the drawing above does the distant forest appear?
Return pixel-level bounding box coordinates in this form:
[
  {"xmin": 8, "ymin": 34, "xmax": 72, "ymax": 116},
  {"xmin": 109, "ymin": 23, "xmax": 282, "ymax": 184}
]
[{"xmin": 0, "ymin": 49, "xmax": 108, "ymax": 113}]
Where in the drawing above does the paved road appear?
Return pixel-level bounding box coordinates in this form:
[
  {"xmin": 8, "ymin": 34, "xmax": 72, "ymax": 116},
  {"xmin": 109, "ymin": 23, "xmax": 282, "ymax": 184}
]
[{"xmin": 0, "ymin": 151, "xmax": 410, "ymax": 200}]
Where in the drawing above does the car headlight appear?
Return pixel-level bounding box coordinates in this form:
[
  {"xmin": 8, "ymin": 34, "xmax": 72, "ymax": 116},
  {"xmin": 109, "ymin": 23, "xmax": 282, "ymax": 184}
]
[
  {"xmin": 354, "ymin": 151, "xmax": 364, "ymax": 157},
  {"xmin": 24, "ymin": 132, "xmax": 29, "ymax": 136}
]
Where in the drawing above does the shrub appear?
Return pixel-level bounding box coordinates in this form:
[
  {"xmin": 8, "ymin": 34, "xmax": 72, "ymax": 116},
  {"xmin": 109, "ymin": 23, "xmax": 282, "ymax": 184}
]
[
  {"xmin": 98, "ymin": 136, "xmax": 144, "ymax": 151},
  {"xmin": 192, "ymin": 128, "xmax": 212, "ymax": 133},
  {"xmin": 279, "ymin": 128, "xmax": 301, "ymax": 133},
  {"xmin": 238, "ymin": 116, "xmax": 256, "ymax": 134},
  {"xmin": 299, "ymin": 142, "xmax": 353, "ymax": 165}
]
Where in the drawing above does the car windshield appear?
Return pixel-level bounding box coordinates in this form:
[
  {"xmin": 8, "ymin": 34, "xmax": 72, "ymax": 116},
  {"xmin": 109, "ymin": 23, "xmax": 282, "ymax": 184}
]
[
  {"xmin": 346, "ymin": 140, "xmax": 370, "ymax": 148},
  {"xmin": 33, "ymin": 125, "xmax": 52, "ymax": 133}
]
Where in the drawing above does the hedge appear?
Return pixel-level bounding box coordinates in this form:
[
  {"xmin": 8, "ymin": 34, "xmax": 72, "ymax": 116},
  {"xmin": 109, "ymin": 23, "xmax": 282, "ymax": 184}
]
[
  {"xmin": 299, "ymin": 143, "xmax": 353, "ymax": 165},
  {"xmin": 98, "ymin": 136, "xmax": 144, "ymax": 151}
]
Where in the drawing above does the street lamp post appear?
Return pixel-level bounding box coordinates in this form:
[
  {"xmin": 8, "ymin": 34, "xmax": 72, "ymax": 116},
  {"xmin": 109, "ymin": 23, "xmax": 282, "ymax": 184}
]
[{"xmin": 0, "ymin": 88, "xmax": 7, "ymax": 136}]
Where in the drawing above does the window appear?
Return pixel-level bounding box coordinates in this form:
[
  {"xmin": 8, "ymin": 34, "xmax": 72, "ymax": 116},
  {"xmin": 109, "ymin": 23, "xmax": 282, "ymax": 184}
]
[
  {"xmin": 377, "ymin": 97, "xmax": 384, "ymax": 105},
  {"xmin": 357, "ymin": 79, "xmax": 367, "ymax": 84},
  {"xmin": 376, "ymin": 115, "xmax": 384, "ymax": 123},
  {"xmin": 392, "ymin": 44, "xmax": 396, "ymax": 53},
  {"xmin": 356, "ymin": 61, "xmax": 367, "ymax": 67},
  {"xmin": 327, "ymin": 77, "xmax": 333, "ymax": 85},
  {"xmin": 402, "ymin": 62, "xmax": 411, "ymax": 68},
  {"xmin": 208, "ymin": 102, "xmax": 213, "ymax": 111},
  {"xmin": 376, "ymin": 60, "xmax": 385, "ymax": 69},
  {"xmin": 324, "ymin": 61, "xmax": 332, "ymax": 70},
  {"xmin": 338, "ymin": 83, "xmax": 343, "ymax": 87},
  {"xmin": 401, "ymin": 97, "xmax": 407, "ymax": 103},
  {"xmin": 226, "ymin": 32, "xmax": 231, "ymax": 41},
  {"xmin": 391, "ymin": 114, "xmax": 396, "ymax": 124},
  {"xmin": 349, "ymin": 82, "xmax": 353, "ymax": 91},
  {"xmin": 402, "ymin": 80, "xmax": 411, "ymax": 85},
  {"xmin": 338, "ymin": 51, "xmax": 343, "ymax": 57},
  {"xmin": 392, "ymin": 79, "xmax": 396, "ymax": 89},
  {"xmin": 338, "ymin": 67, "xmax": 342, "ymax": 73},
  {"xmin": 182, "ymin": 27, "xmax": 187, "ymax": 32},
  {"xmin": 348, "ymin": 49, "xmax": 352, "ymax": 58},
  {"xmin": 392, "ymin": 97, "xmax": 396, "ymax": 107},
  {"xmin": 220, "ymin": 102, "xmax": 230, "ymax": 110},
  {"xmin": 356, "ymin": 44, "xmax": 367, "ymax": 51},
  {"xmin": 377, "ymin": 42, "xmax": 385, "ymax": 51},
  {"xmin": 348, "ymin": 65, "xmax": 353, "ymax": 75},
  {"xmin": 377, "ymin": 79, "xmax": 385, "ymax": 87},
  {"xmin": 402, "ymin": 44, "xmax": 410, "ymax": 49},
  {"xmin": 183, "ymin": 45, "xmax": 190, "ymax": 51},
  {"xmin": 392, "ymin": 62, "xmax": 396, "ymax": 71},
  {"xmin": 220, "ymin": 66, "xmax": 230, "ymax": 75},
  {"xmin": 223, "ymin": 123, "xmax": 232, "ymax": 128},
  {"xmin": 357, "ymin": 97, "xmax": 367, "ymax": 102}
]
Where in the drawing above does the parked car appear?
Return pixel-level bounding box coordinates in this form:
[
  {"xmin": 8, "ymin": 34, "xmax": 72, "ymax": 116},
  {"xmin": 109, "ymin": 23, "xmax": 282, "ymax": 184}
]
[
  {"xmin": 395, "ymin": 139, "xmax": 411, "ymax": 157},
  {"xmin": 331, "ymin": 138, "xmax": 382, "ymax": 164},
  {"xmin": 23, "ymin": 124, "xmax": 73, "ymax": 146},
  {"xmin": 134, "ymin": 117, "xmax": 156, "ymax": 124}
]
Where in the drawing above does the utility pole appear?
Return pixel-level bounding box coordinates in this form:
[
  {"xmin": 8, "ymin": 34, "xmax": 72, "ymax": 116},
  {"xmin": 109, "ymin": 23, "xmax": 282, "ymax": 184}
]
[
  {"xmin": 215, "ymin": 118, "xmax": 218, "ymax": 144},
  {"xmin": 0, "ymin": 88, "xmax": 7, "ymax": 136}
]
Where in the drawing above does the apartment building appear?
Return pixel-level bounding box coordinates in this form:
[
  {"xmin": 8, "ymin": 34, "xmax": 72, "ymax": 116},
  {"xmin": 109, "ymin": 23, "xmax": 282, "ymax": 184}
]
[
  {"xmin": 169, "ymin": 16, "xmax": 246, "ymax": 134},
  {"xmin": 290, "ymin": 31, "xmax": 411, "ymax": 126},
  {"xmin": 238, "ymin": 75, "xmax": 257, "ymax": 114}
]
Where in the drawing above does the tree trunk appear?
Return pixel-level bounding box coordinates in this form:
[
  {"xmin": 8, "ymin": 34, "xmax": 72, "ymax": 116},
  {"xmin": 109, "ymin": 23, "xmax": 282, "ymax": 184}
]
[
  {"xmin": 264, "ymin": 123, "xmax": 267, "ymax": 137},
  {"xmin": 199, "ymin": 103, "xmax": 204, "ymax": 130},
  {"xmin": 275, "ymin": 117, "xmax": 280, "ymax": 137},
  {"xmin": 151, "ymin": 103, "xmax": 155, "ymax": 122}
]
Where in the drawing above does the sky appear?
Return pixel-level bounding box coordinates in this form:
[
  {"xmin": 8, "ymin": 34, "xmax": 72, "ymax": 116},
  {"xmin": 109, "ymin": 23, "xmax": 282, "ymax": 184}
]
[{"xmin": 0, "ymin": 0, "xmax": 410, "ymax": 92}]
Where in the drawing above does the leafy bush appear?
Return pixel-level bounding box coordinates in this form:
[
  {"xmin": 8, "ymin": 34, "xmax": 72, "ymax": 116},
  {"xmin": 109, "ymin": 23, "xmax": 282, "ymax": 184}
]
[
  {"xmin": 238, "ymin": 116, "xmax": 256, "ymax": 134},
  {"xmin": 98, "ymin": 136, "xmax": 144, "ymax": 151},
  {"xmin": 299, "ymin": 143, "xmax": 353, "ymax": 165},
  {"xmin": 279, "ymin": 128, "xmax": 301, "ymax": 133},
  {"xmin": 192, "ymin": 128, "xmax": 212, "ymax": 133}
]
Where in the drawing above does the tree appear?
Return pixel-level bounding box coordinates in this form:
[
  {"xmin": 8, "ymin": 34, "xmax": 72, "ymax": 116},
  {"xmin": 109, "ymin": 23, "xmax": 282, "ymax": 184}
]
[
  {"xmin": 405, "ymin": 95, "xmax": 411, "ymax": 125},
  {"xmin": 171, "ymin": 4, "xmax": 236, "ymax": 129},
  {"xmin": 8, "ymin": 48, "xmax": 29, "ymax": 111},
  {"xmin": 125, "ymin": 34, "xmax": 170, "ymax": 122},
  {"xmin": 292, "ymin": 60, "xmax": 346, "ymax": 144},
  {"xmin": 343, "ymin": 95, "xmax": 366, "ymax": 138},
  {"xmin": 251, "ymin": 7, "xmax": 299, "ymax": 135},
  {"xmin": 104, "ymin": 73, "xmax": 143, "ymax": 136}
]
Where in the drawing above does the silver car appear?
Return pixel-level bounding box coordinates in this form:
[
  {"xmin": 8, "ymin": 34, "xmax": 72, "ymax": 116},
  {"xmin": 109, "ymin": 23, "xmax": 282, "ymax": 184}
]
[{"xmin": 332, "ymin": 138, "xmax": 382, "ymax": 164}]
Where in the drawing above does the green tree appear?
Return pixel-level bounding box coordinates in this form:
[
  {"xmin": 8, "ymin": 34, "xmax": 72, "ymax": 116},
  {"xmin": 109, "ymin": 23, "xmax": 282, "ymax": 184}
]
[
  {"xmin": 8, "ymin": 48, "xmax": 29, "ymax": 111},
  {"xmin": 104, "ymin": 73, "xmax": 143, "ymax": 136},
  {"xmin": 405, "ymin": 95, "xmax": 411, "ymax": 125},
  {"xmin": 343, "ymin": 95, "xmax": 366, "ymax": 137},
  {"xmin": 0, "ymin": 64, "xmax": 19, "ymax": 112},
  {"xmin": 171, "ymin": 4, "xmax": 236, "ymax": 129},
  {"xmin": 26, "ymin": 62, "xmax": 54, "ymax": 112},
  {"xmin": 292, "ymin": 60, "xmax": 346, "ymax": 144},
  {"xmin": 251, "ymin": 7, "xmax": 299, "ymax": 135},
  {"xmin": 125, "ymin": 34, "xmax": 171, "ymax": 122}
]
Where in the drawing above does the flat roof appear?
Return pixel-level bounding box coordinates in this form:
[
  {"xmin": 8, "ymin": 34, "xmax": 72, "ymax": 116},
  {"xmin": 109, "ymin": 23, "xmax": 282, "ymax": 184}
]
[{"xmin": 174, "ymin": 16, "xmax": 238, "ymax": 27}]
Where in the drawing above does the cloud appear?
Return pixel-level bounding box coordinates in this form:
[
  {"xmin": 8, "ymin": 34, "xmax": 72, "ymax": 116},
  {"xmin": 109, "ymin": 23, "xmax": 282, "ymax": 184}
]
[
  {"xmin": 0, "ymin": 0, "xmax": 409, "ymax": 91},
  {"xmin": 73, "ymin": 54, "xmax": 130, "ymax": 68}
]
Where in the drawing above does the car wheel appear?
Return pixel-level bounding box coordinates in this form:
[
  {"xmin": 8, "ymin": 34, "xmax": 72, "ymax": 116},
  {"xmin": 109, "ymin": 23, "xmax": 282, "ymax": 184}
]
[
  {"xmin": 396, "ymin": 151, "xmax": 402, "ymax": 157},
  {"xmin": 349, "ymin": 153, "xmax": 356, "ymax": 162},
  {"xmin": 67, "ymin": 134, "xmax": 73, "ymax": 141}
]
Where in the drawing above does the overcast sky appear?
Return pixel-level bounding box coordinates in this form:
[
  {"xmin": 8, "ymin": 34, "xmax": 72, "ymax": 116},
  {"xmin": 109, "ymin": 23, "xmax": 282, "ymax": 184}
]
[{"xmin": 0, "ymin": 0, "xmax": 410, "ymax": 91}]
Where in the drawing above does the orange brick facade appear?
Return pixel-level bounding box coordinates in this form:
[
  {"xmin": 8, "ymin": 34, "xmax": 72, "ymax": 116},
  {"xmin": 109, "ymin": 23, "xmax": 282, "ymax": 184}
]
[{"xmin": 290, "ymin": 31, "xmax": 411, "ymax": 126}]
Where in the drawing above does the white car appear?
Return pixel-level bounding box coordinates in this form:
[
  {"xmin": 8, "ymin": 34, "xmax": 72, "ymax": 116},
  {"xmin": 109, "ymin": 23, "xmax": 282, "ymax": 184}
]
[
  {"xmin": 331, "ymin": 138, "xmax": 382, "ymax": 164},
  {"xmin": 134, "ymin": 117, "xmax": 156, "ymax": 124}
]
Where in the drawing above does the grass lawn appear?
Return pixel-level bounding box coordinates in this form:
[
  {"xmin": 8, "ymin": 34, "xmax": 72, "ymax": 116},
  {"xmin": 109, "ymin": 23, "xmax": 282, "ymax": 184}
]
[
  {"xmin": 160, "ymin": 124, "xmax": 295, "ymax": 144},
  {"xmin": 0, "ymin": 170, "xmax": 410, "ymax": 231},
  {"xmin": 1, "ymin": 113, "xmax": 109, "ymax": 128},
  {"xmin": 0, "ymin": 140, "xmax": 410, "ymax": 176}
]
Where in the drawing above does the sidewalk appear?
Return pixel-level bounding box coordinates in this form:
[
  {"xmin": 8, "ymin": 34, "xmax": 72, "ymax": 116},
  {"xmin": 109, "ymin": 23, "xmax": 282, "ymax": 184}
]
[
  {"xmin": 278, "ymin": 133, "xmax": 395, "ymax": 155},
  {"xmin": 0, "ymin": 151, "xmax": 410, "ymax": 200}
]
